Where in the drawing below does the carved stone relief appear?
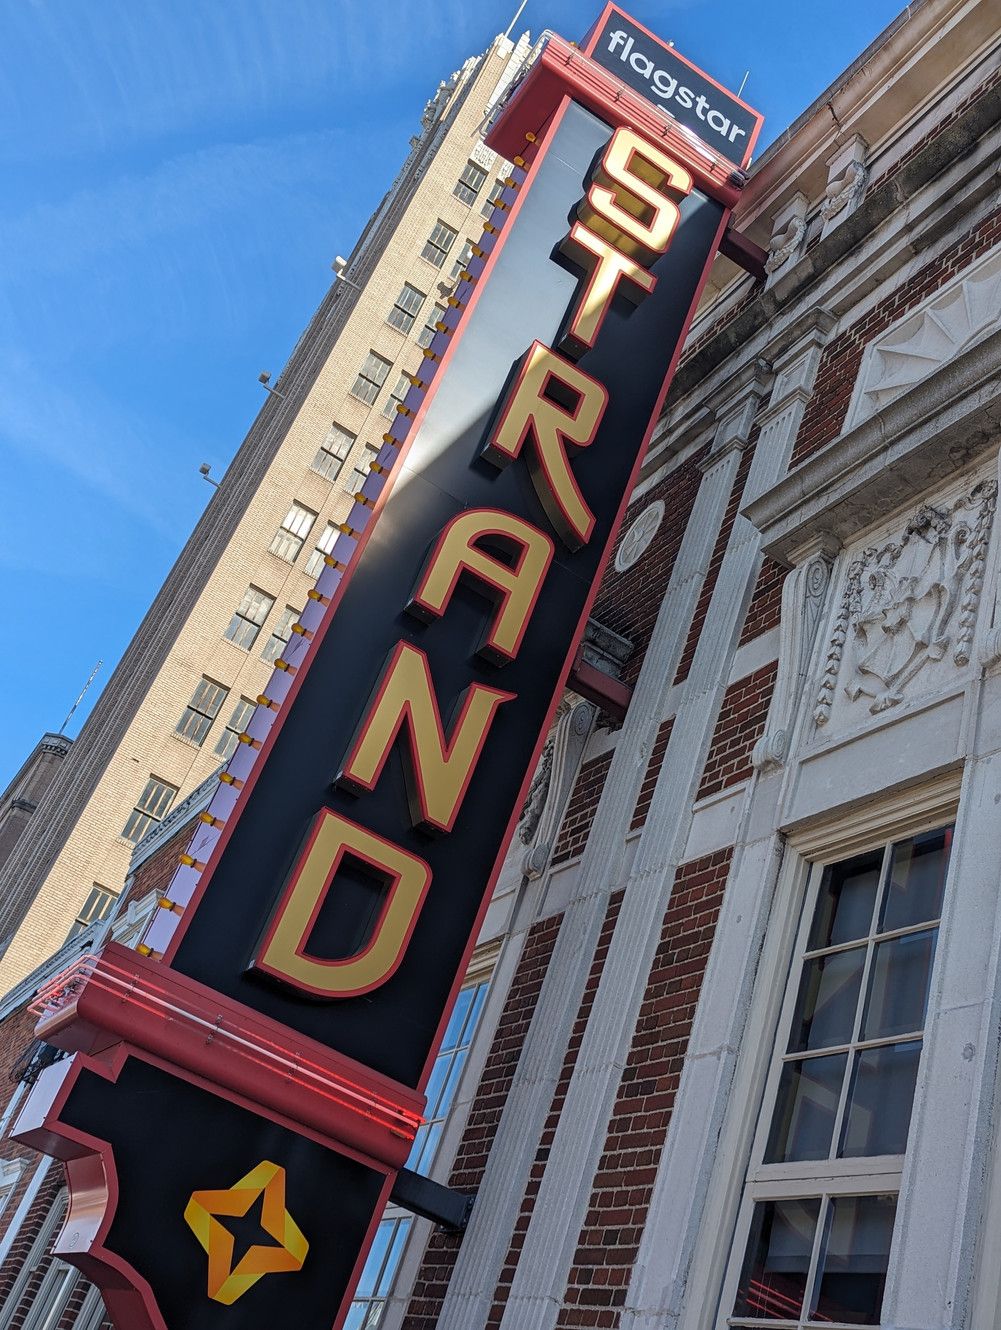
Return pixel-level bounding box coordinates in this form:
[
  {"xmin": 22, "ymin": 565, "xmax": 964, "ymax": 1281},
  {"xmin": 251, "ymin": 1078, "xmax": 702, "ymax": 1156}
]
[
  {"xmin": 615, "ymin": 501, "xmax": 665, "ymax": 572},
  {"xmin": 752, "ymin": 547, "xmax": 836, "ymax": 771},
  {"xmin": 764, "ymin": 192, "xmax": 809, "ymax": 278},
  {"xmin": 814, "ymin": 476, "xmax": 998, "ymax": 724},
  {"xmin": 820, "ymin": 158, "xmax": 868, "ymax": 223},
  {"xmin": 847, "ymin": 247, "xmax": 1001, "ymax": 428},
  {"xmin": 516, "ymin": 698, "xmax": 596, "ymax": 880}
]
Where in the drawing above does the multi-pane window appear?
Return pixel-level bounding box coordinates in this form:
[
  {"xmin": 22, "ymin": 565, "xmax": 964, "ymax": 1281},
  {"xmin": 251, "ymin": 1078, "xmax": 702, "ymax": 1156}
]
[
  {"xmin": 453, "ymin": 159, "xmax": 488, "ymax": 206},
  {"xmin": 482, "ymin": 177, "xmax": 506, "ymax": 217},
  {"xmin": 345, "ymin": 467, "xmax": 368, "ymax": 497},
  {"xmin": 382, "ymin": 372, "xmax": 411, "ymax": 420},
  {"xmin": 122, "ymin": 776, "xmax": 177, "ymax": 844},
  {"xmin": 417, "ymin": 302, "xmax": 447, "ymax": 349},
  {"xmin": 214, "ymin": 697, "xmax": 256, "ymax": 761},
  {"xmin": 421, "ymin": 218, "xmax": 458, "ymax": 268},
  {"xmin": 722, "ymin": 826, "xmax": 953, "ymax": 1329},
  {"xmin": 387, "ymin": 283, "xmax": 425, "ymax": 334},
  {"xmin": 313, "ymin": 423, "xmax": 355, "ymax": 482},
  {"xmin": 261, "ymin": 606, "xmax": 300, "ymax": 664},
  {"xmin": 347, "ymin": 978, "xmax": 489, "ymax": 1328},
  {"xmin": 175, "ymin": 677, "xmax": 228, "ymax": 746},
  {"xmin": 450, "ymin": 238, "xmax": 476, "ymax": 280},
  {"xmin": 66, "ymin": 884, "xmax": 118, "ymax": 940},
  {"xmin": 407, "ymin": 980, "xmax": 487, "ymax": 1172},
  {"xmin": 351, "ymin": 351, "xmax": 392, "ymax": 406},
  {"xmin": 304, "ymin": 521, "xmax": 338, "ymax": 578},
  {"xmin": 224, "ymin": 586, "xmax": 274, "ymax": 650},
  {"xmin": 269, "ymin": 501, "xmax": 316, "ymax": 563}
]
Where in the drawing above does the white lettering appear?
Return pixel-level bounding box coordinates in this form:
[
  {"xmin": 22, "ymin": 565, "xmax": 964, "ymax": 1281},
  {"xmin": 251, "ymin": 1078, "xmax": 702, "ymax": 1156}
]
[
  {"xmin": 621, "ymin": 36, "xmax": 634, "ymax": 61},
  {"xmin": 629, "ymin": 52, "xmax": 654, "ymax": 77},
  {"xmin": 707, "ymin": 109, "xmax": 729, "ymax": 134},
  {"xmin": 729, "ymin": 125, "xmax": 747, "ymax": 143},
  {"xmin": 695, "ymin": 94, "xmax": 710, "ymax": 120},
  {"xmin": 607, "ymin": 29, "xmax": 628, "ymax": 54},
  {"xmin": 651, "ymin": 70, "xmax": 676, "ymax": 99},
  {"xmin": 675, "ymin": 85, "xmax": 694, "ymax": 109}
]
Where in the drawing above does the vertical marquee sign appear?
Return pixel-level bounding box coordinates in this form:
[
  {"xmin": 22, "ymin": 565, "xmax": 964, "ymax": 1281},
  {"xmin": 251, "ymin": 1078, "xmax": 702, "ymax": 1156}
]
[{"xmin": 15, "ymin": 8, "xmax": 760, "ymax": 1329}]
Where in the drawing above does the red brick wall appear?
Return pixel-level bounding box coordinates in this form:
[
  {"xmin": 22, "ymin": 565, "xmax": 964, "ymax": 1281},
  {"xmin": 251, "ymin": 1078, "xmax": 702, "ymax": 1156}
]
[
  {"xmin": 488, "ymin": 892, "xmax": 624, "ymax": 1327},
  {"xmin": 120, "ymin": 823, "xmax": 199, "ymax": 911},
  {"xmin": 674, "ymin": 439, "xmax": 756, "ymax": 685},
  {"xmin": 630, "ymin": 719, "xmax": 675, "ymax": 832},
  {"xmin": 552, "ymin": 754, "xmax": 614, "ymax": 866},
  {"xmin": 697, "ymin": 661, "xmax": 778, "ymax": 800},
  {"xmin": 557, "ymin": 848, "xmax": 733, "ymax": 1328},
  {"xmin": 739, "ymin": 556, "xmax": 785, "ymax": 646},
  {"xmin": 592, "ymin": 446, "xmax": 708, "ymax": 689},
  {"xmin": 402, "ymin": 912, "xmax": 564, "ymax": 1330},
  {"xmin": 870, "ymin": 65, "xmax": 1001, "ymax": 191},
  {"xmin": 791, "ymin": 203, "xmax": 1001, "ymax": 467},
  {"xmin": 0, "ymin": 1168, "xmax": 63, "ymax": 1307}
]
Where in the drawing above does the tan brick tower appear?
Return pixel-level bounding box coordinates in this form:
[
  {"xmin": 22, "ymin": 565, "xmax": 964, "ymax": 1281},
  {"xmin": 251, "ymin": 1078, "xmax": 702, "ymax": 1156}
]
[{"xmin": 0, "ymin": 29, "xmax": 531, "ymax": 992}]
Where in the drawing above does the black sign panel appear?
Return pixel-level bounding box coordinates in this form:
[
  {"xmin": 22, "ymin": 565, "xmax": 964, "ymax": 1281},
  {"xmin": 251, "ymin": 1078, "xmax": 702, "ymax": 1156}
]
[
  {"xmin": 56, "ymin": 1056, "xmax": 388, "ymax": 1330},
  {"xmin": 169, "ymin": 100, "xmax": 725, "ymax": 1089},
  {"xmin": 588, "ymin": 11, "xmax": 758, "ymax": 163}
]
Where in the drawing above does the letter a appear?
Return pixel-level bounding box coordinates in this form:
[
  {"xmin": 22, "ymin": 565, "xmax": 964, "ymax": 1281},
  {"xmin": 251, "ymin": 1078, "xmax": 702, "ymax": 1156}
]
[{"xmin": 409, "ymin": 509, "xmax": 554, "ymax": 663}]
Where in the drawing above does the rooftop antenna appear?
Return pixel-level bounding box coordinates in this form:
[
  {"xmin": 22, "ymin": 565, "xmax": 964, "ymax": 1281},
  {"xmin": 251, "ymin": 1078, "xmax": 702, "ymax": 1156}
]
[
  {"xmin": 59, "ymin": 660, "xmax": 102, "ymax": 736},
  {"xmin": 504, "ymin": 0, "xmax": 528, "ymax": 39},
  {"xmin": 737, "ymin": 70, "xmax": 750, "ymax": 99}
]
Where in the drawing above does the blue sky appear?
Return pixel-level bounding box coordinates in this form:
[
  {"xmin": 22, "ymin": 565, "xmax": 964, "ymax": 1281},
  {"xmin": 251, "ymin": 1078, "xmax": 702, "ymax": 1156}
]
[{"xmin": 0, "ymin": 0, "xmax": 905, "ymax": 787}]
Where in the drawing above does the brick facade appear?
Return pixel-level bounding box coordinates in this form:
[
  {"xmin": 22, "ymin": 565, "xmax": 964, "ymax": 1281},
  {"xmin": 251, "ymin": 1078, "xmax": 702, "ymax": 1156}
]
[
  {"xmin": 556, "ymin": 849, "xmax": 733, "ymax": 1329},
  {"xmin": 552, "ymin": 753, "xmax": 614, "ymax": 865},
  {"xmin": 697, "ymin": 661, "xmax": 778, "ymax": 800}
]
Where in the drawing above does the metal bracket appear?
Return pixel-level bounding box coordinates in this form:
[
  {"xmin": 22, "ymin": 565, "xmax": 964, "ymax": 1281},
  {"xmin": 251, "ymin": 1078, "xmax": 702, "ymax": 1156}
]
[
  {"xmin": 719, "ymin": 226, "xmax": 769, "ymax": 283},
  {"xmin": 389, "ymin": 1168, "xmax": 475, "ymax": 1233}
]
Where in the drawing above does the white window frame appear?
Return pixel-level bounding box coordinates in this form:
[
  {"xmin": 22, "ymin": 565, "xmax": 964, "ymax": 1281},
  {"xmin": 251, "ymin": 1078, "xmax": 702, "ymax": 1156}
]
[
  {"xmin": 215, "ymin": 697, "xmax": 256, "ymax": 760},
  {"xmin": 351, "ymin": 351, "xmax": 392, "ymax": 406},
  {"xmin": 224, "ymin": 585, "xmax": 274, "ymax": 651},
  {"xmin": 416, "ymin": 302, "xmax": 447, "ymax": 349},
  {"xmin": 269, "ymin": 501, "xmax": 317, "ymax": 563},
  {"xmin": 313, "ymin": 424, "xmax": 355, "ymax": 482},
  {"xmin": 421, "ymin": 219, "xmax": 457, "ymax": 269},
  {"xmin": 711, "ymin": 806, "xmax": 958, "ymax": 1330},
  {"xmin": 305, "ymin": 521, "xmax": 338, "ymax": 578},
  {"xmin": 121, "ymin": 775, "xmax": 177, "ymax": 844},
  {"xmin": 0, "ymin": 1187, "xmax": 67, "ymax": 1323},
  {"xmin": 261, "ymin": 606, "xmax": 300, "ymax": 664},
  {"xmin": 387, "ymin": 283, "xmax": 425, "ymax": 334},
  {"xmin": 453, "ymin": 159, "xmax": 487, "ymax": 206}
]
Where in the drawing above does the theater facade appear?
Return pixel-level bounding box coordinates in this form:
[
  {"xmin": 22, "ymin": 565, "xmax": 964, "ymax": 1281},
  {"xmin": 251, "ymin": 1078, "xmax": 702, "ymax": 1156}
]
[{"xmin": 2, "ymin": 1, "xmax": 1001, "ymax": 1328}]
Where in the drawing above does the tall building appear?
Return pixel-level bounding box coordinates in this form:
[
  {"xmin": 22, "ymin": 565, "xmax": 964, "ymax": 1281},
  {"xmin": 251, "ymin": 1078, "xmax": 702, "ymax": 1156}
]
[{"xmin": 0, "ymin": 28, "xmax": 531, "ymax": 992}]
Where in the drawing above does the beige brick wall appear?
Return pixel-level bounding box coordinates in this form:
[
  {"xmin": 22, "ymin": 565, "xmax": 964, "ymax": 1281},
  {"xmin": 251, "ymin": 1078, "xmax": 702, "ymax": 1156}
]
[{"xmin": 0, "ymin": 36, "xmax": 525, "ymax": 991}]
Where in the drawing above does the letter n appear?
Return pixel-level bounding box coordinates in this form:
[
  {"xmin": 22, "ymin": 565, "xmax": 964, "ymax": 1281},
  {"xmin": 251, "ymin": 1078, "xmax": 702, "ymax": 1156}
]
[
  {"xmin": 254, "ymin": 810, "xmax": 431, "ymax": 998},
  {"xmin": 339, "ymin": 642, "xmax": 514, "ymax": 832}
]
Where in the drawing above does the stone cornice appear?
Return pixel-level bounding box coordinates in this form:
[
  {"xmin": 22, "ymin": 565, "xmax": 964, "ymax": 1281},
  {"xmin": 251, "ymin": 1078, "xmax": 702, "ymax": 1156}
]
[
  {"xmin": 743, "ymin": 324, "xmax": 1001, "ymax": 564},
  {"xmin": 669, "ymin": 80, "xmax": 1001, "ymax": 405}
]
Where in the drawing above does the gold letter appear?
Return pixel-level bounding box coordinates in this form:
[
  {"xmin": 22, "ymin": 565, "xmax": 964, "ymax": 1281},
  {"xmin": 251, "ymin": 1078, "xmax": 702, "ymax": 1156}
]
[
  {"xmin": 579, "ymin": 127, "xmax": 692, "ymax": 265},
  {"xmin": 409, "ymin": 509, "xmax": 554, "ymax": 664},
  {"xmin": 483, "ymin": 341, "xmax": 607, "ymax": 550},
  {"xmin": 557, "ymin": 221, "xmax": 656, "ymax": 357},
  {"xmin": 339, "ymin": 642, "xmax": 514, "ymax": 833},
  {"xmin": 255, "ymin": 810, "xmax": 431, "ymax": 998}
]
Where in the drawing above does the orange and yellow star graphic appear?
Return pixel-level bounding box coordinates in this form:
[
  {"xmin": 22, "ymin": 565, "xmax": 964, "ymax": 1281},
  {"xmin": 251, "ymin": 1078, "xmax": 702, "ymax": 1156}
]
[{"xmin": 184, "ymin": 1160, "xmax": 309, "ymax": 1305}]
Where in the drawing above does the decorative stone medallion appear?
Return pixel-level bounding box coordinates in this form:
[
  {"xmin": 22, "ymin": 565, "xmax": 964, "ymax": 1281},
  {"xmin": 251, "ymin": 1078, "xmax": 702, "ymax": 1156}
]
[{"xmin": 615, "ymin": 500, "xmax": 665, "ymax": 572}]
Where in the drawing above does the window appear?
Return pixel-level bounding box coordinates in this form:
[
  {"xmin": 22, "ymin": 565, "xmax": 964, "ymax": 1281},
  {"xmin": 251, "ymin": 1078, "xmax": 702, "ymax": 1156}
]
[
  {"xmin": 122, "ymin": 776, "xmax": 177, "ymax": 843},
  {"xmin": 722, "ymin": 827, "xmax": 953, "ymax": 1328},
  {"xmin": 313, "ymin": 423, "xmax": 355, "ymax": 482},
  {"xmin": 482, "ymin": 177, "xmax": 506, "ymax": 217},
  {"xmin": 176, "ymin": 677, "xmax": 228, "ymax": 745},
  {"xmin": 269, "ymin": 501, "xmax": 316, "ymax": 563},
  {"xmin": 224, "ymin": 585, "xmax": 274, "ymax": 650},
  {"xmin": 347, "ymin": 978, "xmax": 489, "ymax": 1329},
  {"xmin": 215, "ymin": 697, "xmax": 256, "ymax": 761},
  {"xmin": 345, "ymin": 467, "xmax": 368, "ymax": 497},
  {"xmin": 450, "ymin": 238, "xmax": 476, "ymax": 281},
  {"xmin": 387, "ymin": 283, "xmax": 425, "ymax": 334},
  {"xmin": 66, "ymin": 884, "xmax": 118, "ymax": 941},
  {"xmin": 382, "ymin": 371, "xmax": 411, "ymax": 420},
  {"xmin": 304, "ymin": 521, "xmax": 338, "ymax": 578},
  {"xmin": 261, "ymin": 606, "xmax": 300, "ymax": 664},
  {"xmin": 417, "ymin": 302, "xmax": 447, "ymax": 349},
  {"xmin": 453, "ymin": 159, "xmax": 487, "ymax": 206},
  {"xmin": 421, "ymin": 218, "xmax": 458, "ymax": 268},
  {"xmin": 406, "ymin": 980, "xmax": 487, "ymax": 1172},
  {"xmin": 351, "ymin": 351, "xmax": 392, "ymax": 406}
]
